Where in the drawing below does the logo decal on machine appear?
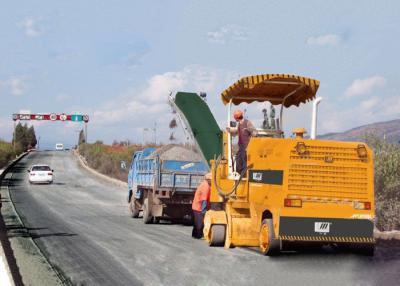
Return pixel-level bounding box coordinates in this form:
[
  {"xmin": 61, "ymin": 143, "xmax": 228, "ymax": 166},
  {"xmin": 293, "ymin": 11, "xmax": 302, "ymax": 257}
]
[
  {"xmin": 252, "ymin": 172, "xmax": 263, "ymax": 181},
  {"xmin": 248, "ymin": 170, "xmax": 284, "ymax": 185},
  {"xmin": 314, "ymin": 222, "xmax": 332, "ymax": 234}
]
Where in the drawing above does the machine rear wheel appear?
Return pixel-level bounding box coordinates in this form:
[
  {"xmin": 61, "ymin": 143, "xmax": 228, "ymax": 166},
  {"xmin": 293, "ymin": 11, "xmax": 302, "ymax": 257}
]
[
  {"xmin": 259, "ymin": 219, "xmax": 280, "ymax": 256},
  {"xmin": 209, "ymin": 224, "xmax": 226, "ymax": 246},
  {"xmin": 129, "ymin": 199, "xmax": 140, "ymax": 218},
  {"xmin": 142, "ymin": 198, "xmax": 153, "ymax": 224}
]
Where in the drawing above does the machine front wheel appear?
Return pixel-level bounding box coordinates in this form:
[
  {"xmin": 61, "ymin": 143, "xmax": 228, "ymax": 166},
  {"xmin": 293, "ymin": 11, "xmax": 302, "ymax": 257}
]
[
  {"xmin": 259, "ymin": 219, "xmax": 280, "ymax": 256},
  {"xmin": 209, "ymin": 224, "xmax": 226, "ymax": 247}
]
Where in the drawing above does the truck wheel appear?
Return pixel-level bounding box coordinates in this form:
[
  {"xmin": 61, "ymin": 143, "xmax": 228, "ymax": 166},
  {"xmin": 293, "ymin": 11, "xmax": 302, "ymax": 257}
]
[
  {"xmin": 129, "ymin": 199, "xmax": 140, "ymax": 218},
  {"xmin": 142, "ymin": 198, "xmax": 153, "ymax": 224},
  {"xmin": 259, "ymin": 219, "xmax": 280, "ymax": 256},
  {"xmin": 209, "ymin": 224, "xmax": 226, "ymax": 247}
]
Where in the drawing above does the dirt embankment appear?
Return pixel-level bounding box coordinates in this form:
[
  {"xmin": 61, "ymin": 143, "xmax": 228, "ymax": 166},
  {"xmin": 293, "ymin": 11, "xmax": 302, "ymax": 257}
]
[{"xmin": 77, "ymin": 143, "xmax": 140, "ymax": 181}]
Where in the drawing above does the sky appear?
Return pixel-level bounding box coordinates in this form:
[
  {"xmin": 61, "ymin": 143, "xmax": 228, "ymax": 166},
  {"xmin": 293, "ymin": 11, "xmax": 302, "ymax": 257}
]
[{"xmin": 0, "ymin": 0, "xmax": 399, "ymax": 149}]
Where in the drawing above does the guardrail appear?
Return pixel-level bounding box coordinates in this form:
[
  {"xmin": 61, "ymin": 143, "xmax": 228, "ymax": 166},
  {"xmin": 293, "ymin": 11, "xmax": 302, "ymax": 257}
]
[{"xmin": 0, "ymin": 152, "xmax": 29, "ymax": 286}]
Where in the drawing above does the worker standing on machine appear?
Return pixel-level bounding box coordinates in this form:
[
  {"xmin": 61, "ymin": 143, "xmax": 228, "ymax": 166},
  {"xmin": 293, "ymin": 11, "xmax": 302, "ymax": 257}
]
[
  {"xmin": 227, "ymin": 109, "xmax": 256, "ymax": 174},
  {"xmin": 191, "ymin": 173, "xmax": 212, "ymax": 239}
]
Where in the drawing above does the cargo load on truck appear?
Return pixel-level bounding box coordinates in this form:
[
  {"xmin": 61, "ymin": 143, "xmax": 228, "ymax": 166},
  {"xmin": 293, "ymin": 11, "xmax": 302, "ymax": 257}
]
[
  {"xmin": 127, "ymin": 144, "xmax": 208, "ymax": 224},
  {"xmin": 171, "ymin": 74, "xmax": 375, "ymax": 256}
]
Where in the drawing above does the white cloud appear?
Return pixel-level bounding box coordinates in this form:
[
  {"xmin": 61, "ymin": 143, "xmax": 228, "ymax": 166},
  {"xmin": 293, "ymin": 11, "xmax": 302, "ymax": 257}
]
[
  {"xmin": 207, "ymin": 25, "xmax": 248, "ymax": 44},
  {"xmin": 18, "ymin": 17, "xmax": 42, "ymax": 37},
  {"xmin": 360, "ymin": 97, "xmax": 379, "ymax": 113},
  {"xmin": 306, "ymin": 34, "xmax": 341, "ymax": 46},
  {"xmin": 345, "ymin": 76, "xmax": 386, "ymax": 97},
  {"xmin": 319, "ymin": 93, "xmax": 399, "ymax": 134},
  {"xmin": 0, "ymin": 77, "xmax": 26, "ymax": 96},
  {"xmin": 89, "ymin": 65, "xmax": 239, "ymax": 143}
]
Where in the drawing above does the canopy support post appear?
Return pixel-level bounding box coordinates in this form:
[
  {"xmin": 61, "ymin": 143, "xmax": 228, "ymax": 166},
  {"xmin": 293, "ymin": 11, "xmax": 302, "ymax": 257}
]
[
  {"xmin": 279, "ymin": 84, "xmax": 305, "ymax": 133},
  {"xmin": 227, "ymin": 100, "xmax": 233, "ymax": 175}
]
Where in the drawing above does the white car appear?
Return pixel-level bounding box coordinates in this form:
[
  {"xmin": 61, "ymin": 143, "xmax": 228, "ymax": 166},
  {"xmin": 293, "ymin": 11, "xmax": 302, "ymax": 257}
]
[
  {"xmin": 28, "ymin": 165, "xmax": 54, "ymax": 184},
  {"xmin": 55, "ymin": 143, "xmax": 64, "ymax": 151}
]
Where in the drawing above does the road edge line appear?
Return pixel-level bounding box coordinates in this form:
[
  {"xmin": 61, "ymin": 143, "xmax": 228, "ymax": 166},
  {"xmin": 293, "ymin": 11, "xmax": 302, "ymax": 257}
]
[{"xmin": 73, "ymin": 150, "xmax": 128, "ymax": 188}]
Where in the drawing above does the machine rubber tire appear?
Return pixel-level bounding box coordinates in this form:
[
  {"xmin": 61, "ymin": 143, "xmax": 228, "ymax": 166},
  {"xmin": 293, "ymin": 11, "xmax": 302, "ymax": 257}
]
[
  {"xmin": 129, "ymin": 199, "xmax": 140, "ymax": 218},
  {"xmin": 142, "ymin": 198, "xmax": 153, "ymax": 224},
  {"xmin": 259, "ymin": 219, "xmax": 280, "ymax": 256},
  {"xmin": 209, "ymin": 224, "xmax": 226, "ymax": 247}
]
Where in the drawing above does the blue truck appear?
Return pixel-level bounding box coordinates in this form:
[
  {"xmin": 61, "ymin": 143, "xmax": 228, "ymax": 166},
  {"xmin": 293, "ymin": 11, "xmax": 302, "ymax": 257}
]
[{"xmin": 127, "ymin": 145, "xmax": 208, "ymax": 223}]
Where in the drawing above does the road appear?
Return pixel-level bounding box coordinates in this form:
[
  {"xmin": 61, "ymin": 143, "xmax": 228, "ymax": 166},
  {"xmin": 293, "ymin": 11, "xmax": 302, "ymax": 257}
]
[{"xmin": 5, "ymin": 151, "xmax": 400, "ymax": 286}]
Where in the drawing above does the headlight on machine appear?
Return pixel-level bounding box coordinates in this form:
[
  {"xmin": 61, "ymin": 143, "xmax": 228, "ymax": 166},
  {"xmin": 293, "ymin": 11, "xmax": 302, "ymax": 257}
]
[
  {"xmin": 353, "ymin": 201, "xmax": 371, "ymax": 210},
  {"xmin": 284, "ymin": 198, "xmax": 302, "ymax": 208},
  {"xmin": 357, "ymin": 144, "xmax": 368, "ymax": 158},
  {"xmin": 295, "ymin": 142, "xmax": 307, "ymax": 155}
]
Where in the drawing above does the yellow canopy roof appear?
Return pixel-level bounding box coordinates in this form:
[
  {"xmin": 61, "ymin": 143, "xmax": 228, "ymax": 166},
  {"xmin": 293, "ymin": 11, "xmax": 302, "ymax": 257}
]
[{"xmin": 221, "ymin": 74, "xmax": 320, "ymax": 107}]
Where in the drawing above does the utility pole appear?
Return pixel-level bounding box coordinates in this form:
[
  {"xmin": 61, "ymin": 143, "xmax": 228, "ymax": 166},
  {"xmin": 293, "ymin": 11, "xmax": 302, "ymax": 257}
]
[
  {"xmin": 143, "ymin": 128, "xmax": 149, "ymax": 145},
  {"xmin": 84, "ymin": 122, "xmax": 88, "ymax": 143},
  {"xmin": 13, "ymin": 120, "xmax": 16, "ymax": 152},
  {"xmin": 153, "ymin": 122, "xmax": 157, "ymax": 145}
]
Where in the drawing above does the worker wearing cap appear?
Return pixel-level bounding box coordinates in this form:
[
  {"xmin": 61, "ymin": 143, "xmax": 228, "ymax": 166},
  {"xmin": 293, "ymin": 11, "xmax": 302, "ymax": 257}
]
[
  {"xmin": 191, "ymin": 173, "xmax": 212, "ymax": 239},
  {"xmin": 227, "ymin": 109, "xmax": 256, "ymax": 174}
]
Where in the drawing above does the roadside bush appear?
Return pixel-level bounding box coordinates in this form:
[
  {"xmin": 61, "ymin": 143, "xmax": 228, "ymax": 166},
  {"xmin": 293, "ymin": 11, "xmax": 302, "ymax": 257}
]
[
  {"xmin": 0, "ymin": 140, "xmax": 16, "ymax": 169},
  {"xmin": 78, "ymin": 142, "xmax": 148, "ymax": 181},
  {"xmin": 365, "ymin": 134, "xmax": 400, "ymax": 231}
]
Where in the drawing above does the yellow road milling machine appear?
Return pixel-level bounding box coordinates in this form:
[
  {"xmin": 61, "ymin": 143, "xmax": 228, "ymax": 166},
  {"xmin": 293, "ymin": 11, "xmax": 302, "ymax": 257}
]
[{"xmin": 172, "ymin": 74, "xmax": 375, "ymax": 256}]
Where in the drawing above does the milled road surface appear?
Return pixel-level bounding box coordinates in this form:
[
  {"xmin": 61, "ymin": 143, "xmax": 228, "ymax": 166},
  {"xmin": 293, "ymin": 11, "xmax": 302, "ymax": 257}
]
[{"xmin": 5, "ymin": 151, "xmax": 400, "ymax": 285}]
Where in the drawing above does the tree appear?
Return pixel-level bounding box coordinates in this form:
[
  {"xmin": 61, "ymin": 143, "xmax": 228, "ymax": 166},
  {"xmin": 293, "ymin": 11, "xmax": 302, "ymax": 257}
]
[
  {"xmin": 27, "ymin": 126, "xmax": 37, "ymax": 148},
  {"xmin": 13, "ymin": 123, "xmax": 37, "ymax": 153},
  {"xmin": 14, "ymin": 123, "xmax": 28, "ymax": 152},
  {"xmin": 78, "ymin": 129, "xmax": 86, "ymax": 145}
]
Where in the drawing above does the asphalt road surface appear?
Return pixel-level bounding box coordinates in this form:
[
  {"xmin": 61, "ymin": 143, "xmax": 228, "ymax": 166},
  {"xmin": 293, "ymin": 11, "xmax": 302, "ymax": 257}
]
[{"xmin": 6, "ymin": 151, "xmax": 400, "ymax": 286}]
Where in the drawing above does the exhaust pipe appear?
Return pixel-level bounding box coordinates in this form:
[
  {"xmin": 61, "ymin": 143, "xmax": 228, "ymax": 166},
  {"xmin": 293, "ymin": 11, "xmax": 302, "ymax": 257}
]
[{"xmin": 311, "ymin": 97, "xmax": 322, "ymax": 139}]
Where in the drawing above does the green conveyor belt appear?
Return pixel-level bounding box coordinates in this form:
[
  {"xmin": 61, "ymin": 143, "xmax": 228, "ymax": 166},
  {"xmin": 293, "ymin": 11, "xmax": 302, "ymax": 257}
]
[{"xmin": 174, "ymin": 92, "xmax": 222, "ymax": 167}]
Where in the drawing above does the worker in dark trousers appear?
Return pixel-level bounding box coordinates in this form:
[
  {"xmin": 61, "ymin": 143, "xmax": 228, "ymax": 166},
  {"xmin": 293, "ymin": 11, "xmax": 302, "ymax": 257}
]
[
  {"xmin": 227, "ymin": 109, "xmax": 256, "ymax": 174},
  {"xmin": 191, "ymin": 173, "xmax": 212, "ymax": 239}
]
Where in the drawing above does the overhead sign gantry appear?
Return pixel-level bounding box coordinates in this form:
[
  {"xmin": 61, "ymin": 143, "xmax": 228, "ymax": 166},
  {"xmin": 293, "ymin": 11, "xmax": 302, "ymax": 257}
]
[{"xmin": 12, "ymin": 112, "xmax": 90, "ymax": 149}]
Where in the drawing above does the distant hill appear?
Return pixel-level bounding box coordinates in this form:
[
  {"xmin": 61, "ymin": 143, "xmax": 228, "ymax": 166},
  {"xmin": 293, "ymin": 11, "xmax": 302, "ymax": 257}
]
[{"xmin": 319, "ymin": 119, "xmax": 400, "ymax": 143}]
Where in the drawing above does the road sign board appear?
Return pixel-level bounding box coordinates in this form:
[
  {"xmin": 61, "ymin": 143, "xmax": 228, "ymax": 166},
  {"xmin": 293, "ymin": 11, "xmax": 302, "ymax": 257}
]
[
  {"xmin": 19, "ymin": 114, "xmax": 31, "ymax": 120},
  {"xmin": 50, "ymin": 113, "xmax": 57, "ymax": 121},
  {"xmin": 71, "ymin": 115, "xmax": 83, "ymax": 122},
  {"xmin": 12, "ymin": 113, "xmax": 89, "ymax": 123}
]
